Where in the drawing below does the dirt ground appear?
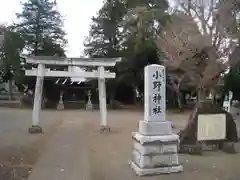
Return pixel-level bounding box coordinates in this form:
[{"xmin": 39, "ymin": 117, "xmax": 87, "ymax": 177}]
[
  {"xmin": 0, "ymin": 108, "xmax": 65, "ymax": 180},
  {"xmin": 82, "ymin": 110, "xmax": 240, "ymax": 180},
  {"xmin": 0, "ymin": 109, "xmax": 240, "ymax": 180}
]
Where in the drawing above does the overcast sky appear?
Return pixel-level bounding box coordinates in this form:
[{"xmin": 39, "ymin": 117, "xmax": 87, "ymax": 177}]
[{"xmin": 0, "ymin": 0, "xmax": 104, "ymax": 57}]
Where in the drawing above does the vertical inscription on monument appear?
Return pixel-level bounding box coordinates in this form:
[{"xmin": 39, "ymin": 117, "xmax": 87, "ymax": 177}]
[{"xmin": 144, "ymin": 65, "xmax": 166, "ymax": 122}]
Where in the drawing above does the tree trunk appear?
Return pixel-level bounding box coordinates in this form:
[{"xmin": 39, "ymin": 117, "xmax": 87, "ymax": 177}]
[
  {"xmin": 8, "ymin": 79, "xmax": 13, "ymax": 101},
  {"xmin": 109, "ymin": 92, "xmax": 115, "ymax": 108},
  {"xmin": 197, "ymin": 88, "xmax": 207, "ymax": 106},
  {"xmin": 179, "ymin": 88, "xmax": 207, "ymax": 143},
  {"xmin": 176, "ymin": 90, "xmax": 183, "ymax": 112},
  {"xmin": 133, "ymin": 91, "xmax": 137, "ymax": 105}
]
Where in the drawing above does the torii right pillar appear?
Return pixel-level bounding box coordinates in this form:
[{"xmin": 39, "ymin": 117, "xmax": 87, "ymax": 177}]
[
  {"xmin": 98, "ymin": 66, "xmax": 109, "ymax": 132},
  {"xmin": 131, "ymin": 65, "xmax": 183, "ymax": 176}
]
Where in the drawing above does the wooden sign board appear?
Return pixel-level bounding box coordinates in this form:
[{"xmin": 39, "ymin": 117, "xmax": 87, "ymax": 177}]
[{"xmin": 197, "ymin": 114, "xmax": 226, "ymax": 141}]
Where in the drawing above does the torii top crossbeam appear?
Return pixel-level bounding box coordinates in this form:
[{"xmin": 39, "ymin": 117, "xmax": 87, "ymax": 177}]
[{"xmin": 25, "ymin": 56, "xmax": 121, "ymax": 67}]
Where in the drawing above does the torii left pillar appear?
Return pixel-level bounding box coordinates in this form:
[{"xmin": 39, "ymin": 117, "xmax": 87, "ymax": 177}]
[{"xmin": 29, "ymin": 63, "xmax": 45, "ymax": 134}]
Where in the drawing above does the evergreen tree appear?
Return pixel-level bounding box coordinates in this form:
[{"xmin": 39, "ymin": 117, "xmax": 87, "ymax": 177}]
[
  {"xmin": 84, "ymin": 0, "xmax": 127, "ymax": 58},
  {"xmin": 0, "ymin": 26, "xmax": 25, "ymax": 82},
  {"xmin": 15, "ymin": 0, "xmax": 66, "ymax": 56},
  {"xmin": 84, "ymin": 0, "xmax": 127, "ymax": 106},
  {"xmin": 0, "ymin": 25, "xmax": 25, "ymax": 99},
  {"xmin": 84, "ymin": 0, "xmax": 169, "ymax": 105},
  {"xmin": 225, "ymin": 62, "xmax": 240, "ymax": 100}
]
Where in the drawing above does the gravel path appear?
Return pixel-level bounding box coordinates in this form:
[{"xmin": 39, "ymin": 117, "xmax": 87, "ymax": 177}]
[{"xmin": 83, "ymin": 110, "xmax": 240, "ymax": 180}]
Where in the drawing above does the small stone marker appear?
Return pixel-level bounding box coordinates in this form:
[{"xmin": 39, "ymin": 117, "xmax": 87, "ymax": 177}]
[
  {"xmin": 131, "ymin": 64, "xmax": 183, "ymax": 176},
  {"xmin": 223, "ymin": 91, "xmax": 233, "ymax": 112},
  {"xmin": 86, "ymin": 90, "xmax": 93, "ymax": 111},
  {"xmin": 57, "ymin": 91, "xmax": 64, "ymax": 110}
]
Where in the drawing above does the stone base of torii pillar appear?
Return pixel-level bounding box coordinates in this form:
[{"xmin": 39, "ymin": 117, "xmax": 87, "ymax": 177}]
[
  {"xmin": 29, "ymin": 125, "xmax": 43, "ymax": 134},
  {"xmin": 131, "ymin": 65, "xmax": 183, "ymax": 176}
]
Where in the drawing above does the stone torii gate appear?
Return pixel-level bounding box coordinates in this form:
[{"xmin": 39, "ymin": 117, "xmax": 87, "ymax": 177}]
[{"xmin": 24, "ymin": 56, "xmax": 121, "ymax": 134}]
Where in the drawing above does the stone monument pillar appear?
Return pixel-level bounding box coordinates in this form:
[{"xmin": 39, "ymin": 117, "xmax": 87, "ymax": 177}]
[
  {"xmin": 131, "ymin": 64, "xmax": 183, "ymax": 176},
  {"xmin": 57, "ymin": 91, "xmax": 64, "ymax": 110},
  {"xmin": 86, "ymin": 90, "xmax": 93, "ymax": 111}
]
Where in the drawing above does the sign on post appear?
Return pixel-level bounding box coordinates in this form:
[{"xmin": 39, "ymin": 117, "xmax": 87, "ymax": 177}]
[{"xmin": 197, "ymin": 114, "xmax": 226, "ymax": 141}]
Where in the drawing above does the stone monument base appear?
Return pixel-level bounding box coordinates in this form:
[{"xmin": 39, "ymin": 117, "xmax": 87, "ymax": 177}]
[
  {"xmin": 131, "ymin": 132, "xmax": 183, "ymax": 176},
  {"xmin": 29, "ymin": 125, "xmax": 43, "ymax": 134},
  {"xmin": 86, "ymin": 104, "xmax": 93, "ymax": 111},
  {"xmin": 57, "ymin": 103, "xmax": 64, "ymax": 110},
  {"xmin": 139, "ymin": 120, "xmax": 172, "ymax": 136},
  {"xmin": 131, "ymin": 161, "xmax": 183, "ymax": 176}
]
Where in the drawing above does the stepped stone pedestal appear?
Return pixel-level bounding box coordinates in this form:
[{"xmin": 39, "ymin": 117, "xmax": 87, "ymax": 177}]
[
  {"xmin": 131, "ymin": 65, "xmax": 183, "ymax": 176},
  {"xmin": 131, "ymin": 125, "xmax": 183, "ymax": 176},
  {"xmin": 138, "ymin": 120, "xmax": 172, "ymax": 136}
]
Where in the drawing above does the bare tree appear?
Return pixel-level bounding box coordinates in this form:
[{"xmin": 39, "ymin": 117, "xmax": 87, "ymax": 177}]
[
  {"xmin": 124, "ymin": 7, "xmax": 199, "ymax": 110},
  {"xmin": 173, "ymin": 0, "xmax": 238, "ymax": 63},
  {"xmin": 167, "ymin": 70, "xmax": 186, "ymax": 111},
  {"xmin": 155, "ymin": 0, "xmax": 240, "ymax": 142},
  {"xmin": 123, "ymin": 0, "xmax": 240, "ymax": 111},
  {"xmin": 158, "ymin": 1, "xmax": 240, "ymax": 100},
  {"xmin": 156, "ymin": 12, "xmax": 212, "ymax": 109}
]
